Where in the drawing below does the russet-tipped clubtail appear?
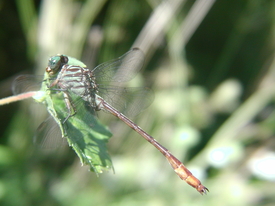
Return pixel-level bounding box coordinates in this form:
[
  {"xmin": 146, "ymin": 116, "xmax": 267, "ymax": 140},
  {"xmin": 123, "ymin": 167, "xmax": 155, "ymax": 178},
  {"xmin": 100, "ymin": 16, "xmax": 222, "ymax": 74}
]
[{"xmin": 40, "ymin": 48, "xmax": 209, "ymax": 194}]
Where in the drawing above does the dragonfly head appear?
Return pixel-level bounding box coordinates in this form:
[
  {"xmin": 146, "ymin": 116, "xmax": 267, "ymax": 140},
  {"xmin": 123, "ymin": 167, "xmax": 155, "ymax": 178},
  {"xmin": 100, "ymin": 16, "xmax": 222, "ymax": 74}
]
[{"xmin": 46, "ymin": 55, "xmax": 69, "ymax": 75}]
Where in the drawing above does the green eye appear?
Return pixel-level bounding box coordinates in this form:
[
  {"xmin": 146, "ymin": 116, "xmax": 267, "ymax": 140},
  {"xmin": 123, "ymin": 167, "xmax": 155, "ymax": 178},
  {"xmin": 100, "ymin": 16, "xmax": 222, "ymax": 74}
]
[{"xmin": 47, "ymin": 55, "xmax": 69, "ymax": 74}]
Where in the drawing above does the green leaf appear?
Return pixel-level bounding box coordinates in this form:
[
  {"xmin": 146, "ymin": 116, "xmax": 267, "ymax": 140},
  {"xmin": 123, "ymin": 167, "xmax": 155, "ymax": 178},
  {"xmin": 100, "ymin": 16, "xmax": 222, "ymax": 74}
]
[
  {"xmin": 67, "ymin": 55, "xmax": 87, "ymax": 67},
  {"xmin": 34, "ymin": 72, "xmax": 113, "ymax": 174}
]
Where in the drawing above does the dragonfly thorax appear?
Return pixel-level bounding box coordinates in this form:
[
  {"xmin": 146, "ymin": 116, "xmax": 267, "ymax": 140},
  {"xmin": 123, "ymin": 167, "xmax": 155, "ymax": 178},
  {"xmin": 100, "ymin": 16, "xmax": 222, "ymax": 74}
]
[{"xmin": 50, "ymin": 64, "xmax": 99, "ymax": 110}]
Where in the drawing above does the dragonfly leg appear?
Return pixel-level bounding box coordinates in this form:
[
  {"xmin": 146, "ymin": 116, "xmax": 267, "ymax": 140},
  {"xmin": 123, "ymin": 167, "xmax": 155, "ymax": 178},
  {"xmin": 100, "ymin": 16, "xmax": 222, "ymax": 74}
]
[
  {"xmin": 48, "ymin": 87, "xmax": 67, "ymax": 93},
  {"xmin": 62, "ymin": 92, "xmax": 76, "ymax": 123}
]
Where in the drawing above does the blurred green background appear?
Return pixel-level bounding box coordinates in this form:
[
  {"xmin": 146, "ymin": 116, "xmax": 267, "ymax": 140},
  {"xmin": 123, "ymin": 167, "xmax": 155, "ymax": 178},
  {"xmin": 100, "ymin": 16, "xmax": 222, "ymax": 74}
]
[{"xmin": 1, "ymin": 0, "xmax": 275, "ymax": 205}]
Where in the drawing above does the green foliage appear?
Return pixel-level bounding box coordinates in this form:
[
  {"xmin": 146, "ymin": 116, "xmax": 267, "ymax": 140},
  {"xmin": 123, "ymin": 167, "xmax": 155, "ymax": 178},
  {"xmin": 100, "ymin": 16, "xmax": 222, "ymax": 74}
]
[
  {"xmin": 32, "ymin": 64, "xmax": 113, "ymax": 173},
  {"xmin": 1, "ymin": 0, "xmax": 275, "ymax": 205},
  {"xmin": 50, "ymin": 90, "xmax": 113, "ymax": 173}
]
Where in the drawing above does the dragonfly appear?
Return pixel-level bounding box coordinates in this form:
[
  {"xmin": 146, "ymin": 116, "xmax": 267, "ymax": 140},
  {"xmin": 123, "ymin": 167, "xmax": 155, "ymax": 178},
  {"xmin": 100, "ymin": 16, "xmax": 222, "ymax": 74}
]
[{"xmin": 13, "ymin": 48, "xmax": 208, "ymax": 194}]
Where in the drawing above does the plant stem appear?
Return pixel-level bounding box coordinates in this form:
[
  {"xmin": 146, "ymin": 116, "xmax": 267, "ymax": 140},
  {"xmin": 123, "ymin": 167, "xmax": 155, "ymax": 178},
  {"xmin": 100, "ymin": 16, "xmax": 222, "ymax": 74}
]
[{"xmin": 0, "ymin": 91, "xmax": 38, "ymax": 105}]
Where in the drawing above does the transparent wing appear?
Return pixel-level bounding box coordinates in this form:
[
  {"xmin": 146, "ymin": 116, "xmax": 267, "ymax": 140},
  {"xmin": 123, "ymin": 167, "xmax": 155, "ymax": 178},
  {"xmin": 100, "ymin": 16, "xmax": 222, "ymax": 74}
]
[
  {"xmin": 97, "ymin": 86, "xmax": 154, "ymax": 117},
  {"xmin": 34, "ymin": 116, "xmax": 68, "ymax": 149},
  {"xmin": 12, "ymin": 75, "xmax": 44, "ymax": 95},
  {"xmin": 13, "ymin": 75, "xmax": 67, "ymax": 149},
  {"xmin": 92, "ymin": 48, "xmax": 144, "ymax": 84}
]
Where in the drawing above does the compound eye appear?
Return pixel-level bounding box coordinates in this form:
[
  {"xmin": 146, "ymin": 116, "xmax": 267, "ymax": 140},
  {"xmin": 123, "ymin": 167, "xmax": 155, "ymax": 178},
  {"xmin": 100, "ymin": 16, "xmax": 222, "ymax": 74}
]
[
  {"xmin": 46, "ymin": 55, "xmax": 68, "ymax": 75},
  {"xmin": 60, "ymin": 55, "xmax": 69, "ymax": 64}
]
